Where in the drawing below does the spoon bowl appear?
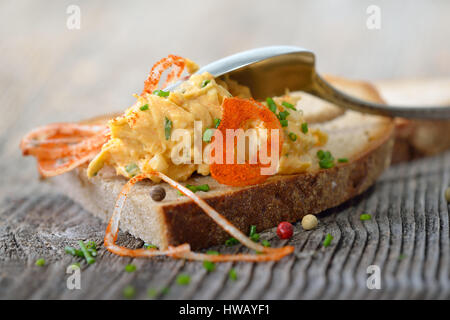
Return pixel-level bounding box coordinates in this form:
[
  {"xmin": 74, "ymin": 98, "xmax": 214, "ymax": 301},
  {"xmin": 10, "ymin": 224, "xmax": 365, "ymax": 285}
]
[{"xmin": 168, "ymin": 46, "xmax": 450, "ymax": 119}]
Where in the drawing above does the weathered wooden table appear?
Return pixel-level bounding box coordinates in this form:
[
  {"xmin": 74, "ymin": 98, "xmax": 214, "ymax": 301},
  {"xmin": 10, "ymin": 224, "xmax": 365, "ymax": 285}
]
[
  {"xmin": 1, "ymin": 1, "xmax": 449, "ymax": 300},
  {"xmin": 1, "ymin": 150, "xmax": 449, "ymax": 299}
]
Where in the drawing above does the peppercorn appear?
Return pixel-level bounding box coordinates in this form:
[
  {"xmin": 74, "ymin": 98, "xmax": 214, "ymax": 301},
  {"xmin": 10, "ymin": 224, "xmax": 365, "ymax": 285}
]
[
  {"xmin": 276, "ymin": 221, "xmax": 294, "ymax": 239},
  {"xmin": 150, "ymin": 186, "xmax": 166, "ymax": 201},
  {"xmin": 301, "ymin": 214, "xmax": 318, "ymax": 230}
]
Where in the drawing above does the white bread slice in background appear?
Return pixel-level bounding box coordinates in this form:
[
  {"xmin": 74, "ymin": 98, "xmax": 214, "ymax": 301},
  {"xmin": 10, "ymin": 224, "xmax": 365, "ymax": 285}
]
[
  {"xmin": 51, "ymin": 77, "xmax": 394, "ymax": 250},
  {"xmin": 375, "ymin": 78, "xmax": 450, "ymax": 163}
]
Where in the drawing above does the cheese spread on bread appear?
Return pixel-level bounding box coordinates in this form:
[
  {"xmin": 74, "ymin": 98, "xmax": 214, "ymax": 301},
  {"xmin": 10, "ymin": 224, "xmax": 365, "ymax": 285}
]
[{"xmin": 87, "ymin": 71, "xmax": 327, "ymax": 182}]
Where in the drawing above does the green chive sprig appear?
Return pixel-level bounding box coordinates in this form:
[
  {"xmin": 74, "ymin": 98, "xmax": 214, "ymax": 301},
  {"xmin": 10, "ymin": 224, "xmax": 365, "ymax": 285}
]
[
  {"xmin": 317, "ymin": 150, "xmax": 335, "ymax": 169},
  {"xmin": 144, "ymin": 243, "xmax": 158, "ymax": 249},
  {"xmin": 35, "ymin": 258, "xmax": 46, "ymax": 267},
  {"xmin": 229, "ymin": 268, "xmax": 238, "ymax": 281},
  {"xmin": 261, "ymin": 239, "xmax": 271, "ymax": 247},
  {"xmin": 79, "ymin": 240, "xmax": 96, "ymax": 264},
  {"xmin": 203, "ymin": 261, "xmax": 216, "ymax": 272},
  {"xmin": 288, "ymin": 132, "xmax": 297, "ymax": 141},
  {"xmin": 301, "ymin": 122, "xmax": 308, "ymax": 133},
  {"xmin": 164, "ymin": 117, "xmax": 172, "ymax": 140},
  {"xmin": 323, "ymin": 233, "xmax": 333, "ymax": 247},
  {"xmin": 203, "ymin": 128, "xmax": 215, "ymax": 142},
  {"xmin": 282, "ymin": 101, "xmax": 296, "ymax": 110},
  {"xmin": 123, "ymin": 285, "xmax": 136, "ymax": 299},
  {"xmin": 125, "ymin": 163, "xmax": 139, "ymax": 177},
  {"xmin": 266, "ymin": 97, "xmax": 277, "ymax": 113},
  {"xmin": 176, "ymin": 274, "xmax": 191, "ymax": 286},
  {"xmin": 249, "ymin": 225, "xmax": 260, "ymax": 242},
  {"xmin": 125, "ymin": 264, "xmax": 137, "ymax": 273},
  {"xmin": 153, "ymin": 90, "xmax": 170, "ymax": 97},
  {"xmin": 65, "ymin": 241, "xmax": 97, "ymax": 264},
  {"xmin": 225, "ymin": 237, "xmax": 239, "ymax": 246}
]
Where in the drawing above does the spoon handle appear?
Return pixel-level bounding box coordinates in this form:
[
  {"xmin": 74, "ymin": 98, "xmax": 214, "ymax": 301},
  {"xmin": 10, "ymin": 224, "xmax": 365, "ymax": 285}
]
[{"xmin": 309, "ymin": 73, "xmax": 450, "ymax": 119}]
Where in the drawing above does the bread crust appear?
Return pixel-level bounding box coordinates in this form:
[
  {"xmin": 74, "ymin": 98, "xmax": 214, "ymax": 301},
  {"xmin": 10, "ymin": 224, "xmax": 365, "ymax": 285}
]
[{"xmin": 160, "ymin": 132, "xmax": 393, "ymax": 249}]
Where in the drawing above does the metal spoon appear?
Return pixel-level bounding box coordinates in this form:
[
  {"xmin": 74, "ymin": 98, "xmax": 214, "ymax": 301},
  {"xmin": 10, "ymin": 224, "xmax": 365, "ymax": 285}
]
[{"xmin": 167, "ymin": 46, "xmax": 450, "ymax": 119}]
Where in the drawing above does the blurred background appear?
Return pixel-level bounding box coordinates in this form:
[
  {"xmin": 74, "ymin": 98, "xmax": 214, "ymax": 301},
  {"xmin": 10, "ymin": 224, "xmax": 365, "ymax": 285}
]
[{"xmin": 0, "ymin": 0, "xmax": 449, "ymax": 134}]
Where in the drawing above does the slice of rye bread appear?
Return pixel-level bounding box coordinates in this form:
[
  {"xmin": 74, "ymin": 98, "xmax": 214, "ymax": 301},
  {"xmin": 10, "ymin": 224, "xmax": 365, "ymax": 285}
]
[{"xmin": 51, "ymin": 77, "xmax": 394, "ymax": 250}]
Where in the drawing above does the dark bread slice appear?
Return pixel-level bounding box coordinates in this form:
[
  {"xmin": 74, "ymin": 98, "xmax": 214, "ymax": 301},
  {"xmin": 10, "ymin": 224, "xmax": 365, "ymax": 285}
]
[{"xmin": 51, "ymin": 78, "xmax": 394, "ymax": 250}]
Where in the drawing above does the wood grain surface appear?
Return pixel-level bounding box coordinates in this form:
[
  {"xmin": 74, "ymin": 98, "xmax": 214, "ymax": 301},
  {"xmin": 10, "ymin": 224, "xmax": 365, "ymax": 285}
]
[{"xmin": 0, "ymin": 1, "xmax": 449, "ymax": 300}]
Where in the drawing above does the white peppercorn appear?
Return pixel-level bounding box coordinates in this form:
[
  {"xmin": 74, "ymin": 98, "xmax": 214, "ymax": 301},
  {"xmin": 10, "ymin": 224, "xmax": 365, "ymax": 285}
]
[{"xmin": 301, "ymin": 214, "xmax": 318, "ymax": 230}]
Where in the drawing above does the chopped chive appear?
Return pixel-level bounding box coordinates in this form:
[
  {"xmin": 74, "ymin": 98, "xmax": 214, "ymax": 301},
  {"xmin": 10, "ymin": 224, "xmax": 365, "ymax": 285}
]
[
  {"xmin": 201, "ymin": 79, "xmax": 211, "ymax": 88},
  {"xmin": 153, "ymin": 90, "xmax": 170, "ymax": 97},
  {"xmin": 65, "ymin": 245, "xmax": 96, "ymax": 257},
  {"xmin": 164, "ymin": 117, "xmax": 172, "ymax": 140},
  {"xmin": 85, "ymin": 241, "xmax": 96, "ymax": 250},
  {"xmin": 398, "ymin": 254, "xmax": 407, "ymax": 260},
  {"xmin": 229, "ymin": 268, "xmax": 238, "ymax": 281},
  {"xmin": 360, "ymin": 214, "xmax": 372, "ymax": 221},
  {"xmin": 147, "ymin": 288, "xmax": 158, "ymax": 298},
  {"xmin": 278, "ymin": 110, "xmax": 290, "ymax": 121},
  {"xmin": 78, "ymin": 240, "xmax": 95, "ymax": 264},
  {"xmin": 147, "ymin": 287, "xmax": 169, "ymax": 298},
  {"xmin": 317, "ymin": 150, "xmax": 335, "ymax": 169},
  {"xmin": 250, "ymin": 233, "xmax": 260, "ymax": 242},
  {"xmin": 185, "ymin": 184, "xmax": 210, "ymax": 193},
  {"xmin": 266, "ymin": 97, "xmax": 277, "ymax": 113},
  {"xmin": 214, "ymin": 118, "xmax": 221, "ymax": 128},
  {"xmin": 206, "ymin": 250, "xmax": 220, "ymax": 255},
  {"xmin": 280, "ymin": 119, "xmax": 288, "ymax": 127},
  {"xmin": 160, "ymin": 287, "xmax": 170, "ymax": 295},
  {"xmin": 249, "ymin": 225, "xmax": 257, "ymax": 237},
  {"xmin": 301, "ymin": 122, "xmax": 308, "ymax": 133},
  {"xmin": 139, "ymin": 104, "xmax": 149, "ymax": 111},
  {"xmin": 144, "ymin": 243, "xmax": 158, "ymax": 249},
  {"xmin": 225, "ymin": 237, "xmax": 239, "ymax": 246},
  {"xmin": 64, "ymin": 246, "xmax": 78, "ymax": 256},
  {"xmin": 249, "ymin": 225, "xmax": 260, "ymax": 242},
  {"xmin": 125, "ymin": 264, "xmax": 137, "ymax": 273},
  {"xmin": 323, "ymin": 233, "xmax": 333, "ymax": 247},
  {"xmin": 176, "ymin": 274, "xmax": 191, "ymax": 285},
  {"xmin": 282, "ymin": 101, "xmax": 296, "ymax": 110},
  {"xmin": 178, "ymin": 184, "xmax": 210, "ymax": 195},
  {"xmin": 70, "ymin": 263, "xmax": 80, "ymax": 269},
  {"xmin": 202, "ymin": 128, "xmax": 215, "ymax": 142},
  {"xmin": 338, "ymin": 158, "xmax": 348, "ymax": 163},
  {"xmin": 317, "ymin": 150, "xmax": 325, "ymax": 160},
  {"xmin": 125, "ymin": 163, "xmax": 139, "ymax": 177},
  {"xmin": 123, "ymin": 285, "xmax": 136, "ymax": 299},
  {"xmin": 261, "ymin": 239, "xmax": 271, "ymax": 247},
  {"xmin": 319, "ymin": 159, "xmax": 334, "ymax": 169},
  {"xmin": 203, "ymin": 261, "xmax": 216, "ymax": 272},
  {"xmin": 35, "ymin": 258, "xmax": 46, "ymax": 267},
  {"xmin": 288, "ymin": 132, "xmax": 297, "ymax": 141}
]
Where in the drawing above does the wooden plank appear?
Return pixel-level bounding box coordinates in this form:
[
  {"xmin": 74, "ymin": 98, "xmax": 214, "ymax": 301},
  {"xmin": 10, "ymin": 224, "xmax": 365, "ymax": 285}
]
[{"xmin": 0, "ymin": 152, "xmax": 449, "ymax": 299}]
